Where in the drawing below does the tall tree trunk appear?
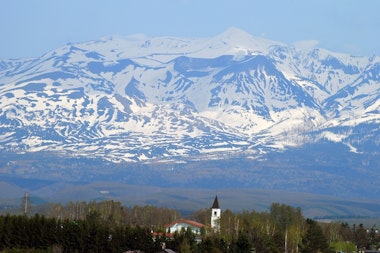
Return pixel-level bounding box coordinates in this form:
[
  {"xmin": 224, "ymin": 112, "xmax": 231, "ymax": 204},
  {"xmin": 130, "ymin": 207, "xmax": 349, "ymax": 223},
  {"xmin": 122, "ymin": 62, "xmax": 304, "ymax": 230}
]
[{"xmin": 284, "ymin": 228, "xmax": 288, "ymax": 253}]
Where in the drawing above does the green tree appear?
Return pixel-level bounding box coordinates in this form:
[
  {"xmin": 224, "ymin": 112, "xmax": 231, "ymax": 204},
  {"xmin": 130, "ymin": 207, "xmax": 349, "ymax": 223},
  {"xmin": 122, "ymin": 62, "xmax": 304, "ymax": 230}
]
[
  {"xmin": 367, "ymin": 225, "xmax": 380, "ymax": 250},
  {"xmin": 330, "ymin": 241, "xmax": 357, "ymax": 253},
  {"xmin": 354, "ymin": 224, "xmax": 369, "ymax": 250},
  {"xmin": 300, "ymin": 219, "xmax": 333, "ymax": 253},
  {"xmin": 178, "ymin": 238, "xmax": 192, "ymax": 253},
  {"xmin": 270, "ymin": 203, "xmax": 304, "ymax": 253},
  {"xmin": 231, "ymin": 231, "xmax": 252, "ymax": 253}
]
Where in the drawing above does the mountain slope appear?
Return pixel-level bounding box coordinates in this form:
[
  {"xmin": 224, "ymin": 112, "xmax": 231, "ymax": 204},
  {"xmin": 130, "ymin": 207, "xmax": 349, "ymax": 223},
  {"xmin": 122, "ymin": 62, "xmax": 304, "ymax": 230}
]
[
  {"xmin": 1, "ymin": 28, "xmax": 379, "ymax": 163},
  {"xmin": 2, "ymin": 28, "xmax": 380, "ymax": 211}
]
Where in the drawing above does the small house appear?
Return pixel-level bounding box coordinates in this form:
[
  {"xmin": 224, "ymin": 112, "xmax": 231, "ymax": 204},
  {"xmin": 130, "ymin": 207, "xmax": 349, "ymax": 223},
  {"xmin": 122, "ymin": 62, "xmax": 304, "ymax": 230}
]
[{"xmin": 164, "ymin": 219, "xmax": 205, "ymax": 235}]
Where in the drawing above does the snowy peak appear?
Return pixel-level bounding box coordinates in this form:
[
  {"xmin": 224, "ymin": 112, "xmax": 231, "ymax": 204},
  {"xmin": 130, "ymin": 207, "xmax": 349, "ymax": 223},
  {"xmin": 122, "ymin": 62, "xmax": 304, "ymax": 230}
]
[
  {"xmin": 190, "ymin": 27, "xmax": 284, "ymax": 58},
  {"xmin": 0, "ymin": 28, "xmax": 379, "ymax": 162},
  {"xmin": 210, "ymin": 27, "xmax": 284, "ymax": 53},
  {"xmin": 53, "ymin": 27, "xmax": 285, "ymax": 62}
]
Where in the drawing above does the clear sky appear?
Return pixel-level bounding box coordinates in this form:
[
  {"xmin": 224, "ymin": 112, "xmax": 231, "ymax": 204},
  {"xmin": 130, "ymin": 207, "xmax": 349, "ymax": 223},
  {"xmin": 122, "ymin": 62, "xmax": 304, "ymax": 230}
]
[{"xmin": 1, "ymin": 0, "xmax": 379, "ymax": 59}]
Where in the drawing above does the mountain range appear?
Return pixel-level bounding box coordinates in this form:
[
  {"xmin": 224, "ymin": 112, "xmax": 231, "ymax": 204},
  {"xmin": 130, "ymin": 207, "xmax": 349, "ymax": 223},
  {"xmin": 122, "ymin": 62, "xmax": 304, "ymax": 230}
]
[{"xmin": 1, "ymin": 28, "xmax": 380, "ymax": 216}]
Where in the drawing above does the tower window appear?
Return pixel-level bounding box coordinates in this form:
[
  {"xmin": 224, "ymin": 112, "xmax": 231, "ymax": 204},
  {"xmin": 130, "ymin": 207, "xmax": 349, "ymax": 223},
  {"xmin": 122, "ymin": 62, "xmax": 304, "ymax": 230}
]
[{"xmin": 214, "ymin": 211, "xmax": 217, "ymax": 215}]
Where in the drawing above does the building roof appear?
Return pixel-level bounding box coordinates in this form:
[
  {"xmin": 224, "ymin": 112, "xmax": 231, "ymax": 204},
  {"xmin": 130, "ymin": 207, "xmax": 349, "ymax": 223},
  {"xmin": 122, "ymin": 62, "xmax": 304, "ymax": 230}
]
[
  {"xmin": 212, "ymin": 195, "xmax": 220, "ymax": 209},
  {"xmin": 164, "ymin": 219, "xmax": 205, "ymax": 228}
]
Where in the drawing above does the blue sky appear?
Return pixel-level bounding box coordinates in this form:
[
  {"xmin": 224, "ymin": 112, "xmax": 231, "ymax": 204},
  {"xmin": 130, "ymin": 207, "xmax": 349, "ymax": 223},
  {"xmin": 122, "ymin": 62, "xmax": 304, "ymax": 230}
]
[{"xmin": 1, "ymin": 0, "xmax": 379, "ymax": 59}]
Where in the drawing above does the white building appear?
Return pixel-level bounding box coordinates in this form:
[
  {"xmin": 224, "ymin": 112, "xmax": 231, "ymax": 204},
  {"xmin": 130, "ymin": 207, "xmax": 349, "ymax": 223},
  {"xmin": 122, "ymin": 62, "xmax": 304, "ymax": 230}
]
[
  {"xmin": 211, "ymin": 195, "xmax": 221, "ymax": 231},
  {"xmin": 164, "ymin": 196, "xmax": 221, "ymax": 236},
  {"xmin": 165, "ymin": 219, "xmax": 205, "ymax": 235}
]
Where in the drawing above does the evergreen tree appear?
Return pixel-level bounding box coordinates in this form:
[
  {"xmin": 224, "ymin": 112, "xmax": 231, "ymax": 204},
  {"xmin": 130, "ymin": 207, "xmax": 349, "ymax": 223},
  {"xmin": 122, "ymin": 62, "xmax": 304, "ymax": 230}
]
[
  {"xmin": 0, "ymin": 215, "xmax": 13, "ymax": 249},
  {"xmin": 178, "ymin": 238, "xmax": 192, "ymax": 253},
  {"xmin": 231, "ymin": 231, "xmax": 252, "ymax": 253},
  {"xmin": 300, "ymin": 219, "xmax": 333, "ymax": 253}
]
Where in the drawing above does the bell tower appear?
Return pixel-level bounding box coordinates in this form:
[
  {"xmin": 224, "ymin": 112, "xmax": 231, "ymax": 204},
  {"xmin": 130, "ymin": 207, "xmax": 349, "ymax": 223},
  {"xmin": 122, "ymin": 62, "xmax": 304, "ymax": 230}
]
[{"xmin": 211, "ymin": 195, "xmax": 221, "ymax": 231}]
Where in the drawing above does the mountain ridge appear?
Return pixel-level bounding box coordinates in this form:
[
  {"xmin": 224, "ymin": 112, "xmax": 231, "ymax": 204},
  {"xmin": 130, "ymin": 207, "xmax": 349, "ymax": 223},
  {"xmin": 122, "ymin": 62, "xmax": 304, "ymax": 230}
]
[
  {"xmin": 1, "ymin": 28, "xmax": 379, "ymax": 163},
  {"xmin": 0, "ymin": 27, "xmax": 380, "ymax": 208}
]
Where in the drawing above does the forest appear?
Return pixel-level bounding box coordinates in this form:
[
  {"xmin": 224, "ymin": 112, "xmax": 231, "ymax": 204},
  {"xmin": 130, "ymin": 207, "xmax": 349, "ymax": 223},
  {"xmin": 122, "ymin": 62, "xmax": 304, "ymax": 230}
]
[{"xmin": 0, "ymin": 200, "xmax": 379, "ymax": 253}]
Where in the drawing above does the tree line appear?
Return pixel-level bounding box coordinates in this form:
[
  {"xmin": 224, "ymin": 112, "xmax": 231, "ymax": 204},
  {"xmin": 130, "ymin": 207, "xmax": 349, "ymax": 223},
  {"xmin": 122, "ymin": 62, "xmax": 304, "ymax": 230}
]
[
  {"xmin": 0, "ymin": 213, "xmax": 157, "ymax": 253},
  {"xmin": 1, "ymin": 200, "xmax": 380, "ymax": 252}
]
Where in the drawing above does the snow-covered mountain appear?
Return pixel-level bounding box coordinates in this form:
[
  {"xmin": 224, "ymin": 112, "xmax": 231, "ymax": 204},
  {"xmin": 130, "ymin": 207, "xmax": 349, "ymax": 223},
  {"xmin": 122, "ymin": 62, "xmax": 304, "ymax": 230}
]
[{"xmin": 1, "ymin": 27, "xmax": 379, "ymax": 163}]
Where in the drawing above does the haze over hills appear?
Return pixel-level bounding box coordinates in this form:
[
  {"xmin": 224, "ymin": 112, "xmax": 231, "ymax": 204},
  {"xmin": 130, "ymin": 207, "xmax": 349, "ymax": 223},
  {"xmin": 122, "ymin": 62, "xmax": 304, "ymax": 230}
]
[{"xmin": 1, "ymin": 28, "xmax": 379, "ymax": 216}]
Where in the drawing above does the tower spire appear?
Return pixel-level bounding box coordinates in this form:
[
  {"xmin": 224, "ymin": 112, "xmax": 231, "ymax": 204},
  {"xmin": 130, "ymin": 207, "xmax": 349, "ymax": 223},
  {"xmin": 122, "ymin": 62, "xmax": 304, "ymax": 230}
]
[
  {"xmin": 212, "ymin": 195, "xmax": 220, "ymax": 209},
  {"xmin": 211, "ymin": 195, "xmax": 221, "ymax": 231}
]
